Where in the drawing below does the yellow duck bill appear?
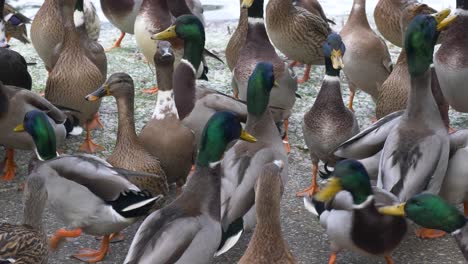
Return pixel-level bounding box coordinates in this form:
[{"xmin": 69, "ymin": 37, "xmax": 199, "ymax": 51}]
[
  {"xmin": 314, "ymin": 177, "xmax": 342, "ymax": 202},
  {"xmin": 240, "ymin": 129, "xmax": 257, "ymax": 143},
  {"xmin": 151, "ymin": 25, "xmax": 177, "ymax": 40},
  {"xmin": 378, "ymin": 203, "xmax": 406, "ymax": 216}
]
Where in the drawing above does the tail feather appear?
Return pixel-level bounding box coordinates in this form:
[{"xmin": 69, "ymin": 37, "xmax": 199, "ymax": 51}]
[{"xmin": 215, "ymin": 217, "xmax": 244, "ymax": 257}]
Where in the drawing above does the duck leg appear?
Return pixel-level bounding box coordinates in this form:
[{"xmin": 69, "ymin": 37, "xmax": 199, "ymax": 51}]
[
  {"xmin": 79, "ymin": 124, "xmax": 105, "ymax": 153},
  {"xmin": 87, "ymin": 113, "xmax": 104, "ymax": 130},
  {"xmin": 289, "ymin": 61, "xmax": 302, "ymax": 68},
  {"xmin": 415, "ymin": 228, "xmax": 446, "ymax": 239},
  {"xmin": 73, "ymin": 234, "xmax": 110, "ymax": 263},
  {"xmin": 296, "ymin": 161, "xmax": 320, "ymax": 197},
  {"xmin": 6, "ymin": 34, "xmax": 11, "ymax": 43},
  {"xmin": 50, "ymin": 228, "xmax": 82, "ymax": 250},
  {"xmin": 297, "ymin": 65, "xmax": 312, "ymax": 84},
  {"xmin": 1, "ymin": 148, "xmax": 16, "ymax": 181},
  {"xmin": 142, "ymin": 86, "xmax": 159, "ymax": 95},
  {"xmin": 328, "ymin": 252, "xmax": 337, "ymax": 264},
  {"xmin": 105, "ymin": 31, "xmax": 125, "ymax": 52},
  {"xmin": 282, "ymin": 119, "xmax": 291, "ymax": 154},
  {"xmin": 347, "ymin": 82, "xmax": 356, "ymax": 112},
  {"xmin": 385, "ymin": 256, "xmax": 394, "ymax": 264}
]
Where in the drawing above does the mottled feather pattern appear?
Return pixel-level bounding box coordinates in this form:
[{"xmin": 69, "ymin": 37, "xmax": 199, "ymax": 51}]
[
  {"xmin": 226, "ymin": 8, "xmax": 248, "ymax": 71},
  {"xmin": 0, "ymin": 223, "xmax": 47, "ymax": 264}
]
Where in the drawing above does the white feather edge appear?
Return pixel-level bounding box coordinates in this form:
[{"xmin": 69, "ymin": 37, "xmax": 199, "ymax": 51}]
[
  {"xmin": 180, "ymin": 58, "xmax": 196, "ymax": 74},
  {"xmin": 121, "ymin": 194, "xmax": 163, "ymax": 212},
  {"xmin": 303, "ymin": 196, "xmax": 319, "ymax": 217},
  {"xmin": 69, "ymin": 126, "xmax": 84, "ymax": 136},
  {"xmin": 73, "ymin": 10, "xmax": 85, "ymax": 27},
  {"xmin": 455, "ymin": 9, "xmax": 468, "ymax": 16},
  {"xmin": 213, "ymin": 229, "xmax": 243, "ymax": 257},
  {"xmin": 273, "ymin": 159, "xmax": 284, "ymax": 169},
  {"xmin": 352, "ymin": 195, "xmax": 374, "ymax": 210}
]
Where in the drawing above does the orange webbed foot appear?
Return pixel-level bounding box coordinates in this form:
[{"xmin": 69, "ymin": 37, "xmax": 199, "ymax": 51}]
[
  {"xmin": 142, "ymin": 86, "xmax": 159, "ymax": 95},
  {"xmin": 415, "ymin": 228, "xmax": 446, "ymax": 239}
]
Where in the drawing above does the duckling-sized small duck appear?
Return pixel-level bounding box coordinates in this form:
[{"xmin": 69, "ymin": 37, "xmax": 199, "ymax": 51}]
[
  {"xmin": 233, "ymin": 0, "xmax": 297, "ymax": 153},
  {"xmin": 152, "ymin": 15, "xmax": 248, "ymax": 149},
  {"xmin": 225, "ymin": 0, "xmax": 248, "ymax": 72},
  {"xmin": 124, "ymin": 111, "xmax": 256, "ymax": 264},
  {"xmin": 218, "ymin": 62, "xmax": 287, "ymax": 255},
  {"xmin": 0, "ymin": 176, "xmax": 48, "ymax": 264},
  {"xmin": 374, "ymin": 0, "xmax": 437, "ymax": 47},
  {"xmin": 45, "ymin": 0, "xmax": 106, "ymax": 154},
  {"xmin": 435, "ymin": 0, "xmax": 468, "ymax": 113},
  {"xmin": 0, "ymin": 82, "xmax": 69, "ymax": 181},
  {"xmin": 100, "ymin": 0, "xmax": 143, "ymax": 50},
  {"xmin": 140, "ymin": 41, "xmax": 195, "ymax": 192},
  {"xmin": 298, "ymin": 33, "xmax": 359, "ymax": 197},
  {"xmin": 15, "ymin": 110, "xmax": 164, "ymax": 263},
  {"xmin": 379, "ymin": 193, "xmax": 468, "ymax": 260},
  {"xmin": 377, "ymin": 11, "xmax": 455, "ymax": 204},
  {"xmin": 3, "ymin": 2, "xmax": 30, "ymax": 44},
  {"xmin": 340, "ymin": 0, "xmax": 392, "ymax": 112},
  {"xmin": 309, "ymin": 160, "xmax": 407, "ymax": 264},
  {"xmin": 0, "ymin": 2, "xmax": 32, "ymax": 90},
  {"xmin": 85, "ymin": 73, "xmax": 169, "ymax": 198},
  {"xmin": 238, "ymin": 160, "xmax": 295, "ymax": 264},
  {"xmin": 265, "ymin": 0, "xmax": 332, "ymax": 83}
]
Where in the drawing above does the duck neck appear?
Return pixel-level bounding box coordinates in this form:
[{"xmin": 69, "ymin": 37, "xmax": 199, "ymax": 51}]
[
  {"xmin": 348, "ymin": 0, "xmax": 371, "ymax": 28},
  {"xmin": 406, "ymin": 68, "xmax": 440, "ymax": 120},
  {"xmin": 237, "ymin": 1, "xmax": 248, "ymax": 33},
  {"xmin": 115, "ymin": 94, "xmax": 140, "ymax": 150},
  {"xmin": 156, "ymin": 63, "xmax": 173, "ymax": 92},
  {"xmin": 22, "ymin": 190, "xmax": 46, "ymax": 232},
  {"xmin": 61, "ymin": 0, "xmax": 80, "ymax": 44},
  {"xmin": 183, "ymin": 37, "xmax": 204, "ymax": 71}
]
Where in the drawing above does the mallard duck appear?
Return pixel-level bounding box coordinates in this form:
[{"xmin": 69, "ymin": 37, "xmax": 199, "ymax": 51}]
[
  {"xmin": 293, "ymin": 0, "xmax": 334, "ymax": 24},
  {"xmin": 3, "ymin": 2, "xmax": 30, "ymax": 44},
  {"xmin": 74, "ymin": 0, "xmax": 100, "ymax": 41},
  {"xmin": 376, "ymin": 11, "xmax": 456, "ymax": 238},
  {"xmin": 0, "ymin": 82, "xmax": 69, "ymax": 181},
  {"xmin": 14, "ymin": 110, "xmax": 163, "ymax": 263},
  {"xmin": 85, "ymin": 73, "xmax": 169, "ymax": 198},
  {"xmin": 374, "ymin": 0, "xmax": 437, "ymax": 47},
  {"xmin": 297, "ymin": 33, "xmax": 359, "ymax": 197},
  {"xmin": 31, "ymin": 0, "xmax": 103, "ymax": 71},
  {"xmin": 0, "ymin": 176, "xmax": 48, "ymax": 264},
  {"xmin": 265, "ymin": 0, "xmax": 332, "ymax": 83},
  {"xmin": 45, "ymin": 0, "xmax": 106, "ymax": 154},
  {"xmin": 232, "ymin": 0, "xmax": 297, "ymax": 153},
  {"xmin": 0, "ymin": 4, "xmax": 32, "ymax": 90},
  {"xmin": 100, "ymin": 0, "xmax": 143, "ymax": 50},
  {"xmin": 139, "ymin": 41, "xmax": 195, "ymax": 191},
  {"xmin": 238, "ymin": 160, "xmax": 295, "ymax": 264},
  {"xmin": 340, "ymin": 0, "xmax": 392, "ymax": 112},
  {"xmin": 225, "ymin": 0, "xmax": 248, "ymax": 71},
  {"xmin": 152, "ymin": 15, "xmax": 248, "ymax": 149},
  {"xmin": 217, "ymin": 62, "xmax": 287, "ymax": 255},
  {"xmin": 124, "ymin": 111, "xmax": 256, "ymax": 264},
  {"xmin": 434, "ymin": 2, "xmax": 468, "ymax": 112},
  {"xmin": 307, "ymin": 160, "xmax": 407, "ymax": 264},
  {"xmin": 379, "ymin": 193, "xmax": 468, "ymax": 260}
]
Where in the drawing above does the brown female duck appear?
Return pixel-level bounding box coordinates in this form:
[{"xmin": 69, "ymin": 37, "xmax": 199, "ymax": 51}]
[{"xmin": 225, "ymin": 0, "xmax": 248, "ymax": 71}]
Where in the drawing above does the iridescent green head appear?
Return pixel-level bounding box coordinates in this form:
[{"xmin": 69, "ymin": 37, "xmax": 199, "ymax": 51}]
[
  {"xmin": 14, "ymin": 110, "xmax": 57, "ymax": 161},
  {"xmin": 196, "ymin": 111, "xmax": 256, "ymax": 167},
  {"xmin": 315, "ymin": 160, "xmax": 372, "ymax": 205},
  {"xmin": 405, "ymin": 10, "xmax": 457, "ymax": 76},
  {"xmin": 247, "ymin": 62, "xmax": 275, "ymax": 116},
  {"xmin": 379, "ymin": 194, "xmax": 466, "ymax": 233}
]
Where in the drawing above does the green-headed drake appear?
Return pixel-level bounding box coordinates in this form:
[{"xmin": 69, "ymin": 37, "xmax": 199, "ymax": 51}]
[
  {"xmin": 218, "ymin": 62, "xmax": 287, "ymax": 256},
  {"xmin": 379, "ymin": 193, "xmax": 468, "ymax": 260},
  {"xmin": 15, "ymin": 110, "xmax": 164, "ymax": 262},
  {"xmin": 298, "ymin": 32, "xmax": 359, "ymax": 197},
  {"xmin": 306, "ymin": 160, "xmax": 407, "ymax": 264},
  {"xmin": 151, "ymin": 15, "xmax": 248, "ymax": 150},
  {"xmin": 124, "ymin": 111, "xmax": 256, "ymax": 264}
]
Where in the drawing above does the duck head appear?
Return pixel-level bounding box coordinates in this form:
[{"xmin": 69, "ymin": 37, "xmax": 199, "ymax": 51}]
[
  {"xmin": 14, "ymin": 110, "xmax": 58, "ymax": 161},
  {"xmin": 405, "ymin": 9, "xmax": 457, "ymax": 76},
  {"xmin": 196, "ymin": 111, "xmax": 256, "ymax": 167},
  {"xmin": 86, "ymin": 73, "xmax": 134, "ymax": 101},
  {"xmin": 151, "ymin": 15, "xmax": 205, "ymax": 71},
  {"xmin": 247, "ymin": 62, "xmax": 276, "ymax": 116},
  {"xmin": 315, "ymin": 159, "xmax": 373, "ymax": 205},
  {"xmin": 323, "ymin": 33, "xmax": 345, "ymax": 76},
  {"xmin": 379, "ymin": 193, "xmax": 467, "ymax": 233},
  {"xmin": 154, "ymin": 40, "xmax": 175, "ymax": 66}
]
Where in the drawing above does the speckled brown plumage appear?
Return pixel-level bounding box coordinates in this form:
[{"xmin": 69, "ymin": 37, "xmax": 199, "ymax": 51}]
[
  {"xmin": 293, "ymin": 0, "xmax": 334, "ymax": 25},
  {"xmin": 31, "ymin": 0, "xmax": 63, "ymax": 71},
  {"xmin": 0, "ymin": 224, "xmax": 47, "ymax": 264},
  {"xmin": 225, "ymin": 1, "xmax": 248, "ymax": 71},
  {"xmin": 376, "ymin": 50, "xmax": 450, "ymax": 129},
  {"xmin": 265, "ymin": 0, "xmax": 331, "ymax": 65},
  {"xmin": 45, "ymin": 0, "xmax": 105, "ymax": 126},
  {"xmin": 238, "ymin": 163, "xmax": 295, "ymax": 264},
  {"xmin": 374, "ymin": 0, "xmax": 436, "ymax": 47}
]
